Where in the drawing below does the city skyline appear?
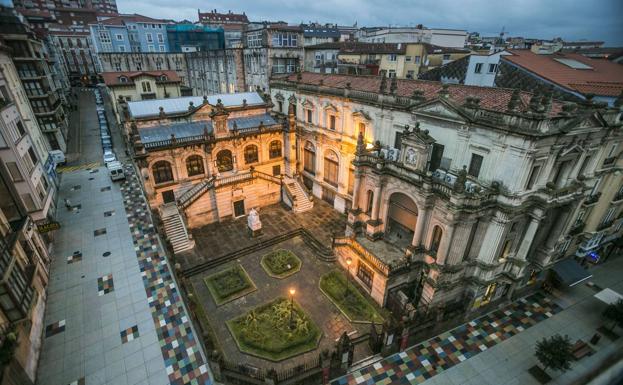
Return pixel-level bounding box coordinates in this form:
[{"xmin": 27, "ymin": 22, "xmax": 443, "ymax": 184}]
[{"xmin": 116, "ymin": 0, "xmax": 623, "ymax": 45}]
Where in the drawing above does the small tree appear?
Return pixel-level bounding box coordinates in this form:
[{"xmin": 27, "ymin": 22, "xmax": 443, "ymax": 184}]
[
  {"xmin": 535, "ymin": 334, "xmax": 573, "ymax": 373},
  {"xmin": 603, "ymin": 299, "xmax": 623, "ymax": 331}
]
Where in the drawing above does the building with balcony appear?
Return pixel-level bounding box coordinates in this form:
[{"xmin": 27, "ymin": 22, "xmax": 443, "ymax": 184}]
[
  {"xmin": 357, "ymin": 26, "xmax": 468, "ymax": 48},
  {"xmin": 96, "ymin": 52, "xmax": 188, "ymax": 87},
  {"xmin": 185, "ymin": 48, "xmax": 246, "ymax": 96},
  {"xmin": 0, "ymin": 168, "xmax": 51, "ymax": 385},
  {"xmin": 48, "ymin": 29, "xmax": 98, "ymax": 85},
  {"xmin": 197, "ymin": 9, "xmax": 248, "ymax": 48},
  {"xmin": 270, "ymin": 72, "xmax": 622, "ymax": 319},
  {"xmin": 101, "ymin": 70, "xmax": 182, "ymax": 125},
  {"xmin": 0, "ymin": 10, "xmax": 69, "ymax": 153},
  {"xmin": 124, "ymin": 91, "xmax": 303, "ymax": 251},
  {"xmin": 243, "ymin": 23, "xmax": 304, "ymax": 92}
]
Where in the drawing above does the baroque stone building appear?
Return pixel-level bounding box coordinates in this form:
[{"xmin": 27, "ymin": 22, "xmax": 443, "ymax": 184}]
[
  {"xmin": 125, "ymin": 91, "xmax": 306, "ymax": 251},
  {"xmin": 270, "ymin": 73, "xmax": 622, "ymax": 316}
]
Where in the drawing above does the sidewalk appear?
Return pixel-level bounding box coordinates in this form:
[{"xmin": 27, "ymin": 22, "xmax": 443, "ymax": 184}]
[{"xmin": 331, "ymin": 257, "xmax": 623, "ymax": 385}]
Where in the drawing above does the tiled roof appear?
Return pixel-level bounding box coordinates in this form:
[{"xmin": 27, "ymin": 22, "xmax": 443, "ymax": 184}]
[
  {"xmin": 227, "ymin": 113, "xmax": 278, "ymax": 130},
  {"xmin": 128, "ymin": 92, "xmax": 265, "ymax": 119},
  {"xmin": 197, "ymin": 10, "xmax": 248, "ymax": 23},
  {"xmin": 503, "ymin": 50, "xmax": 623, "ymax": 97},
  {"xmin": 423, "ymin": 43, "xmax": 470, "ymax": 55},
  {"xmin": 101, "ymin": 71, "xmax": 180, "ymax": 86},
  {"xmin": 94, "ymin": 13, "xmax": 168, "ymax": 26},
  {"xmin": 279, "ymin": 72, "xmax": 565, "ymax": 117}
]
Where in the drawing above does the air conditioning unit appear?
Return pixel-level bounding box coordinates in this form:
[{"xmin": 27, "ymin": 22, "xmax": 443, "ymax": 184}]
[{"xmin": 445, "ymin": 174, "xmax": 457, "ymax": 185}]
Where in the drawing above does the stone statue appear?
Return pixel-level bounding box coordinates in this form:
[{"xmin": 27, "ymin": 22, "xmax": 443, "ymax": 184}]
[
  {"xmin": 405, "ymin": 148, "xmax": 418, "ymax": 165},
  {"xmin": 247, "ymin": 207, "xmax": 262, "ymax": 237}
]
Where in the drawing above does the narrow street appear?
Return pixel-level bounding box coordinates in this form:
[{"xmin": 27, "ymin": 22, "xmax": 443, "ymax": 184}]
[{"xmin": 36, "ymin": 90, "xmax": 213, "ymax": 385}]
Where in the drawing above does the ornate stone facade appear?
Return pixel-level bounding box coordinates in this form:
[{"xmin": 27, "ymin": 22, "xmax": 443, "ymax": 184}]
[{"xmin": 270, "ymin": 72, "xmax": 623, "ymax": 317}]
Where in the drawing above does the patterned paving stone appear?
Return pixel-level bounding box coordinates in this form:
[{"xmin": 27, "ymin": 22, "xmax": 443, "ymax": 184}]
[
  {"xmin": 97, "ymin": 274, "xmax": 114, "ymax": 296},
  {"xmin": 330, "ymin": 292, "xmax": 562, "ymax": 385},
  {"xmin": 45, "ymin": 319, "xmax": 66, "ymax": 337},
  {"xmin": 119, "ymin": 165, "xmax": 211, "ymax": 385},
  {"xmin": 121, "ymin": 325, "xmax": 140, "ymax": 343}
]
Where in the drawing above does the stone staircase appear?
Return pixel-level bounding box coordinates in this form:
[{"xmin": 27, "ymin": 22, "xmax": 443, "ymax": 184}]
[
  {"xmin": 284, "ymin": 177, "xmax": 313, "ymax": 213},
  {"xmin": 160, "ymin": 203, "xmax": 194, "ymax": 254}
]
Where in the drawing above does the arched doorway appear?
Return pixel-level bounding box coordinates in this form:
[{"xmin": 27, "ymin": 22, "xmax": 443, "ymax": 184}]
[{"xmin": 386, "ymin": 192, "xmax": 418, "ymax": 249}]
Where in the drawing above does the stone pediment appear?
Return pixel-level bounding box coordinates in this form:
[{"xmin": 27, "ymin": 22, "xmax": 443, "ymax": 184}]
[
  {"xmin": 352, "ymin": 109, "xmax": 372, "ymax": 121},
  {"xmin": 302, "ymin": 98, "xmax": 314, "ymax": 109},
  {"xmin": 324, "ymin": 103, "xmax": 338, "ymax": 112},
  {"xmin": 413, "ymin": 100, "xmax": 465, "ymax": 121},
  {"xmin": 560, "ymin": 143, "xmax": 583, "ymax": 157}
]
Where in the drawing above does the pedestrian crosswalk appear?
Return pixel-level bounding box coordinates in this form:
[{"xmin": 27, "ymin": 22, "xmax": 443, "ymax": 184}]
[{"xmin": 56, "ymin": 161, "xmax": 101, "ymax": 173}]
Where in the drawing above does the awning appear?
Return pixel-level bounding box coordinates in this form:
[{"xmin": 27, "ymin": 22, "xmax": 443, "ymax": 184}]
[
  {"xmin": 551, "ymin": 258, "xmax": 593, "ymax": 287},
  {"xmin": 594, "ymin": 288, "xmax": 623, "ymax": 305}
]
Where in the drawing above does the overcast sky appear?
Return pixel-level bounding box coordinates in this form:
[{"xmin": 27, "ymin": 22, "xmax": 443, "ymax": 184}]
[{"xmin": 117, "ymin": 0, "xmax": 623, "ymax": 46}]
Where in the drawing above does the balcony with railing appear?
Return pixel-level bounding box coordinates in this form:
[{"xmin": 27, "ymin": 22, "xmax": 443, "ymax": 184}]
[
  {"xmin": 584, "ymin": 192, "xmax": 601, "ymax": 206},
  {"xmin": 0, "ymin": 229, "xmax": 36, "ymax": 323},
  {"xmin": 568, "ymin": 220, "xmax": 585, "ymax": 236},
  {"xmin": 597, "ymin": 220, "xmax": 615, "ymax": 231},
  {"xmin": 602, "ymin": 156, "xmax": 617, "ymax": 168}
]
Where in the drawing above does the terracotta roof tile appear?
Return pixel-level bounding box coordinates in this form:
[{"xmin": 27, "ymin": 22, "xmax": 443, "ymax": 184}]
[
  {"xmin": 280, "ymin": 72, "xmax": 564, "ymax": 116},
  {"xmin": 101, "ymin": 71, "xmax": 180, "ymax": 86},
  {"xmin": 503, "ymin": 50, "xmax": 623, "ymax": 97}
]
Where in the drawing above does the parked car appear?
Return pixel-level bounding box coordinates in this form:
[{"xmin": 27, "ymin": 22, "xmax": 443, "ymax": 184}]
[
  {"xmin": 101, "ymin": 138, "xmax": 112, "ymax": 148},
  {"xmin": 103, "ymin": 151, "xmax": 116, "ymax": 165},
  {"xmin": 107, "ymin": 161, "xmax": 125, "ymax": 181}
]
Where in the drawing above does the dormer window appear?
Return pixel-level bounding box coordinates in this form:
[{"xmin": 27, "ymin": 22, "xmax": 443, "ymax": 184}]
[
  {"xmin": 119, "ymin": 76, "xmax": 128, "ymax": 83},
  {"xmin": 159, "ymin": 75, "xmax": 168, "ymax": 81}
]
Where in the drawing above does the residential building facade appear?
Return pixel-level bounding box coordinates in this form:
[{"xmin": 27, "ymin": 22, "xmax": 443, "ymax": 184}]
[
  {"xmin": 96, "ymin": 52, "xmax": 188, "ymax": 87},
  {"xmin": 270, "ymin": 72, "xmax": 621, "ymax": 318},
  {"xmin": 49, "ymin": 30, "xmax": 98, "ymax": 84},
  {"xmin": 185, "ymin": 49, "xmax": 246, "ymax": 96},
  {"xmin": 197, "ymin": 9, "xmax": 248, "ymax": 48},
  {"xmin": 166, "ymin": 23, "xmax": 224, "ymax": 53},
  {"xmin": 89, "ymin": 14, "xmax": 170, "ymax": 54},
  {"xmin": 243, "ymin": 24, "xmax": 304, "ymax": 92},
  {"xmin": 419, "ymin": 50, "xmax": 511, "ymax": 87},
  {"xmin": 358, "ymin": 27, "xmax": 468, "ymax": 48}
]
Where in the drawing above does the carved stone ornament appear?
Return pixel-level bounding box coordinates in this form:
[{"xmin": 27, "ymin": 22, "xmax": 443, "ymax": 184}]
[{"xmin": 405, "ymin": 148, "xmax": 418, "ymax": 165}]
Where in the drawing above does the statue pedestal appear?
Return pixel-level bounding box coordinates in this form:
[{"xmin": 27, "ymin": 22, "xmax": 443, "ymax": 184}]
[{"xmin": 247, "ymin": 208, "xmax": 262, "ymax": 238}]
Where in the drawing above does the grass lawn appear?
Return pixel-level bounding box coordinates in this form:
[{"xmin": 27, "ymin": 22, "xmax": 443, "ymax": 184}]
[
  {"xmin": 260, "ymin": 249, "xmax": 302, "ymax": 278},
  {"xmin": 319, "ymin": 270, "xmax": 384, "ymax": 324},
  {"xmin": 204, "ymin": 264, "xmax": 256, "ymax": 306},
  {"xmin": 227, "ymin": 297, "xmax": 321, "ymax": 361}
]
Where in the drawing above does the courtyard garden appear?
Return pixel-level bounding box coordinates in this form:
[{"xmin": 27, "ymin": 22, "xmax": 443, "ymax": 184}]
[
  {"xmin": 204, "ymin": 264, "xmax": 257, "ymax": 305},
  {"xmin": 227, "ymin": 297, "xmax": 322, "ymax": 361},
  {"xmin": 261, "ymin": 249, "xmax": 302, "ymax": 278},
  {"xmin": 320, "ymin": 271, "xmax": 385, "ymax": 323}
]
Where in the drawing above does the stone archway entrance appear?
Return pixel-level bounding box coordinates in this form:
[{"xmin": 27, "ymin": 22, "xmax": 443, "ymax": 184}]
[{"xmin": 385, "ymin": 192, "xmax": 418, "ymax": 249}]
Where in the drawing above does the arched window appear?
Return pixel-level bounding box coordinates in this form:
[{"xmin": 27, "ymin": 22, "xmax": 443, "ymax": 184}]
[
  {"xmin": 159, "ymin": 74, "xmax": 168, "ymax": 81},
  {"xmin": 366, "ymin": 190, "xmax": 374, "ymax": 215},
  {"xmin": 430, "ymin": 226, "xmax": 443, "ymax": 256},
  {"xmin": 186, "ymin": 155, "xmax": 204, "ymax": 176},
  {"xmin": 216, "ymin": 150, "xmax": 233, "ymax": 172},
  {"xmin": 324, "ymin": 150, "xmax": 339, "ymax": 187},
  {"xmin": 244, "ymin": 145, "xmax": 259, "ymax": 164},
  {"xmin": 152, "ymin": 160, "xmax": 173, "ymax": 184},
  {"xmin": 304, "ymin": 141, "xmax": 315, "ymax": 174},
  {"xmin": 118, "ymin": 76, "xmax": 128, "ymax": 83},
  {"xmin": 269, "ymin": 140, "xmax": 282, "ymax": 159}
]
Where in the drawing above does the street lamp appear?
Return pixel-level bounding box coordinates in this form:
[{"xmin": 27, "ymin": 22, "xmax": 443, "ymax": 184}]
[
  {"xmin": 289, "ymin": 288, "xmax": 296, "ymax": 330},
  {"xmin": 345, "ymin": 257, "xmax": 352, "ymax": 298}
]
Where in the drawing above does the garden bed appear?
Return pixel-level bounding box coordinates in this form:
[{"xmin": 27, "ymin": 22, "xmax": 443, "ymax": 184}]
[
  {"xmin": 260, "ymin": 249, "xmax": 302, "ymax": 278},
  {"xmin": 319, "ymin": 271, "xmax": 384, "ymax": 323},
  {"xmin": 227, "ymin": 297, "xmax": 321, "ymax": 361},
  {"xmin": 204, "ymin": 264, "xmax": 256, "ymax": 306}
]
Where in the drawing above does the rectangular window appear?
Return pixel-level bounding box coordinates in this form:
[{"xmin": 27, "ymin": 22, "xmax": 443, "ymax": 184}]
[
  {"xmin": 272, "ymin": 165, "xmax": 281, "ymax": 176},
  {"xmin": 443, "ymin": 54, "xmax": 451, "ymax": 60},
  {"xmin": 27, "ymin": 147, "xmax": 38, "ymax": 166},
  {"xmin": 526, "ymin": 165, "xmax": 541, "ymax": 189},
  {"xmin": 474, "ymin": 63, "xmax": 483, "ymax": 73},
  {"xmin": 307, "ymin": 109, "xmax": 312, "ymax": 123},
  {"xmin": 304, "ymin": 148, "xmax": 315, "ymax": 174},
  {"xmin": 394, "ymin": 131, "xmax": 402, "ymax": 149},
  {"xmin": 118, "ymin": 45, "xmax": 125, "ymax": 52},
  {"xmin": 324, "ymin": 157, "xmax": 339, "ymax": 187},
  {"xmin": 6, "ymin": 162, "xmax": 23, "ymax": 182},
  {"xmin": 356, "ymin": 262, "xmax": 374, "ymax": 288},
  {"xmin": 159, "ymin": 45, "xmax": 165, "ymax": 52},
  {"xmin": 115, "ymin": 34, "xmax": 123, "ymax": 41},
  {"xmin": 329, "ymin": 115, "xmax": 336, "ymax": 130},
  {"xmin": 429, "ymin": 143, "xmax": 445, "ymax": 171},
  {"xmin": 414, "ymin": 56, "xmax": 421, "ymax": 64},
  {"xmin": 488, "ymin": 63, "xmax": 498, "ymax": 73},
  {"xmin": 348, "ymin": 168, "xmax": 355, "ymax": 195},
  {"xmin": 16, "ymin": 121, "xmax": 26, "ymax": 137},
  {"xmin": 388, "ymin": 70, "xmax": 396, "ymax": 78},
  {"xmin": 388, "ymin": 53, "xmax": 397, "ymax": 61},
  {"xmin": 468, "ymin": 153, "xmax": 484, "ymax": 178},
  {"xmin": 146, "ymin": 33, "xmax": 153, "ymax": 43},
  {"xmin": 157, "ymin": 33, "xmax": 164, "ymax": 43},
  {"xmin": 148, "ymin": 45, "xmax": 155, "ymax": 52},
  {"xmin": 405, "ymin": 56, "xmax": 412, "ymax": 62}
]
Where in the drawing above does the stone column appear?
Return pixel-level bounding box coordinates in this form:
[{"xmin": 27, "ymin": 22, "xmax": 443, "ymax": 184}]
[
  {"xmin": 437, "ymin": 224, "xmax": 455, "ymax": 265},
  {"xmin": 351, "ymin": 170, "xmax": 362, "ymax": 211},
  {"xmin": 371, "ymin": 184, "xmax": 382, "ymax": 221},
  {"xmin": 515, "ymin": 211, "xmax": 543, "ymax": 261},
  {"xmin": 445, "ymin": 222, "xmax": 472, "ymax": 265},
  {"xmin": 476, "ymin": 213, "xmax": 508, "ymax": 264},
  {"xmin": 412, "ymin": 206, "xmax": 428, "ymax": 247}
]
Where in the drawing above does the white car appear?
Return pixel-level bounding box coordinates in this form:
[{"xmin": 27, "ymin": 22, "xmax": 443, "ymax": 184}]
[{"xmin": 103, "ymin": 151, "xmax": 116, "ymax": 165}]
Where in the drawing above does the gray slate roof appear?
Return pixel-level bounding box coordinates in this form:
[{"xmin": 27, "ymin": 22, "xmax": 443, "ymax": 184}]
[
  {"xmin": 128, "ymin": 92, "xmax": 265, "ymax": 119},
  {"xmin": 227, "ymin": 113, "xmax": 278, "ymax": 130},
  {"xmin": 139, "ymin": 121, "xmax": 212, "ymax": 144}
]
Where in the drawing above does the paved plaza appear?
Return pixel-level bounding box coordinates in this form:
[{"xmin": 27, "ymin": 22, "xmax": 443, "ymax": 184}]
[
  {"xmin": 36, "ymin": 90, "xmax": 212, "ymax": 385},
  {"xmin": 331, "ymin": 256, "xmax": 623, "ymax": 385},
  {"xmin": 178, "ymin": 200, "xmax": 347, "ymax": 270}
]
